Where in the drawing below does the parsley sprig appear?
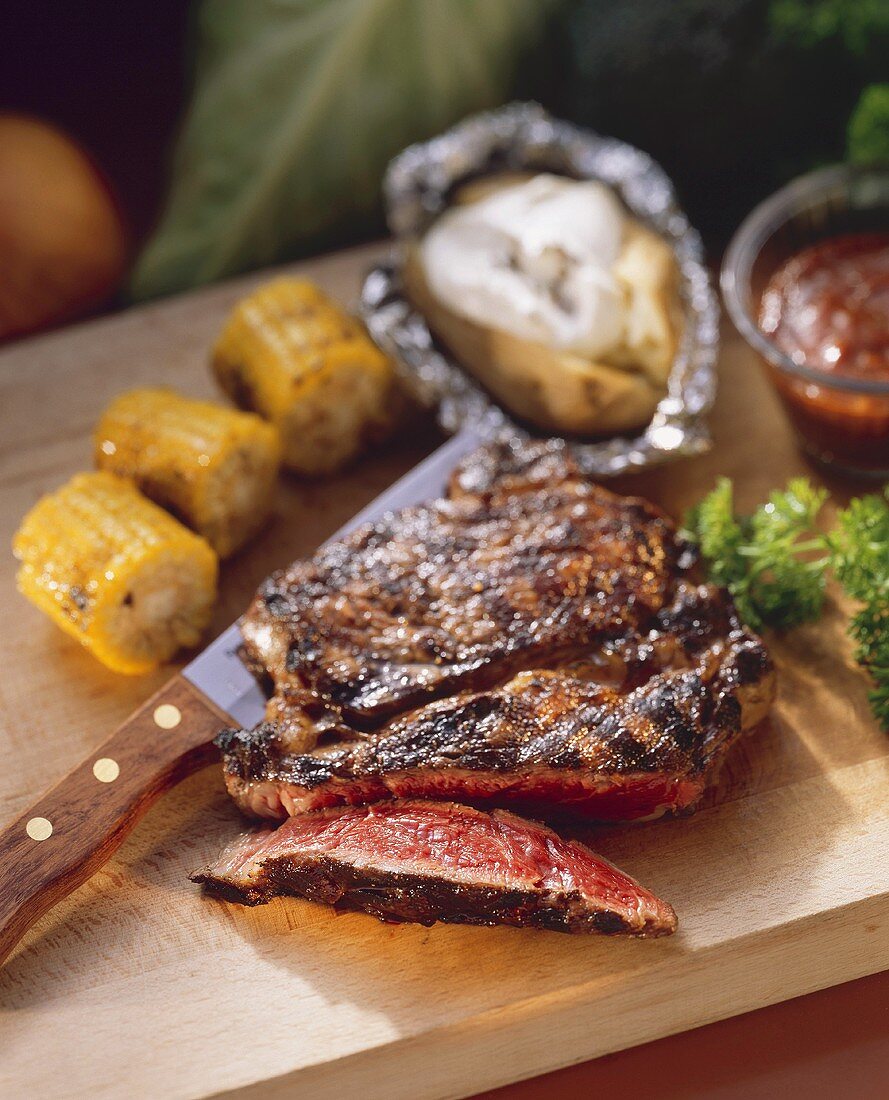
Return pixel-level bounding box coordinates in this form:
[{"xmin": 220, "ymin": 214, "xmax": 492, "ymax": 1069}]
[{"xmin": 683, "ymin": 479, "xmax": 889, "ymax": 729}]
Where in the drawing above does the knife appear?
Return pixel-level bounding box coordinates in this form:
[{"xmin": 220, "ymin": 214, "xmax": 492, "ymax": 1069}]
[{"xmin": 0, "ymin": 429, "xmax": 478, "ymax": 967}]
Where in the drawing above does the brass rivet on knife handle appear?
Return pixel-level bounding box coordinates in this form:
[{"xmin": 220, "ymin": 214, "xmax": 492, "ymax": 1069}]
[
  {"xmin": 0, "ymin": 674, "xmax": 222, "ymax": 968},
  {"xmin": 153, "ymin": 704, "xmax": 181, "ymax": 729},
  {"xmin": 25, "ymin": 818, "xmax": 53, "ymax": 842},
  {"xmin": 92, "ymin": 758, "xmax": 120, "ymax": 783}
]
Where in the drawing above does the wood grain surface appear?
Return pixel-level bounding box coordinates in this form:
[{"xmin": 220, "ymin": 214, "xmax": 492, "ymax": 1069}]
[{"xmin": 0, "ymin": 243, "xmax": 887, "ymax": 1100}]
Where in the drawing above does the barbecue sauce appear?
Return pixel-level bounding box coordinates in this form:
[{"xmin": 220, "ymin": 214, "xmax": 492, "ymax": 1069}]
[{"xmin": 758, "ymin": 233, "xmax": 889, "ymax": 473}]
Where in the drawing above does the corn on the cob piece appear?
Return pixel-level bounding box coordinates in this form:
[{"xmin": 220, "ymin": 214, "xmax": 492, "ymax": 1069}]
[
  {"xmin": 212, "ymin": 279, "xmax": 405, "ymax": 475},
  {"xmin": 94, "ymin": 387, "xmax": 281, "ymax": 558},
  {"xmin": 13, "ymin": 472, "xmax": 218, "ymax": 674}
]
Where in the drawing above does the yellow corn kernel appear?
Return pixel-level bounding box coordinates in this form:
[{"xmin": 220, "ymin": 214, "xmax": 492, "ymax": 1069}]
[
  {"xmin": 13, "ymin": 471, "xmax": 218, "ymax": 674},
  {"xmin": 212, "ymin": 278, "xmax": 405, "ymax": 475},
  {"xmin": 95, "ymin": 387, "xmax": 281, "ymax": 558}
]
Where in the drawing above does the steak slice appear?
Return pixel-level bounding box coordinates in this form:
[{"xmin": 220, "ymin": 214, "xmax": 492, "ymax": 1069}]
[
  {"xmin": 191, "ymin": 800, "xmax": 677, "ymax": 936},
  {"xmin": 219, "ymin": 602, "xmax": 775, "ymax": 822},
  {"xmin": 241, "ymin": 443, "xmax": 686, "ymax": 726}
]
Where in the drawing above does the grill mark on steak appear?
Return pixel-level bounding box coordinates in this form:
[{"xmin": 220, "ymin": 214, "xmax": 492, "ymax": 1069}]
[
  {"xmin": 241, "ymin": 443, "xmax": 685, "ymax": 726},
  {"xmin": 191, "ymin": 800, "xmax": 677, "ymax": 936},
  {"xmin": 448, "ymin": 438, "xmax": 589, "ymax": 501},
  {"xmin": 256, "ymin": 581, "xmax": 753, "ymax": 756},
  {"xmin": 218, "ymin": 607, "xmax": 775, "ymax": 822}
]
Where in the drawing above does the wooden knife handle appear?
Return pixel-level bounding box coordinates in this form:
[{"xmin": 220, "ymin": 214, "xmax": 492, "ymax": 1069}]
[{"xmin": 0, "ymin": 674, "xmax": 224, "ymax": 967}]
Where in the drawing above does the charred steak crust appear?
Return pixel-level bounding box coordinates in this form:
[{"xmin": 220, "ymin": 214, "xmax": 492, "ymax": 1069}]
[
  {"xmin": 191, "ymin": 801, "xmax": 677, "ymax": 936},
  {"xmin": 448, "ymin": 438, "xmax": 588, "ymax": 500},
  {"xmin": 250, "ymin": 582, "xmax": 762, "ymax": 759},
  {"xmin": 217, "ymin": 595, "xmax": 775, "ymax": 822},
  {"xmin": 241, "ymin": 443, "xmax": 686, "ymax": 726},
  {"xmin": 222, "ymin": 664, "xmax": 737, "ymax": 786}
]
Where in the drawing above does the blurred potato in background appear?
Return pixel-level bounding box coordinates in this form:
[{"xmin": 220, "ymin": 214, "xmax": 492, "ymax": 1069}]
[{"xmin": 0, "ymin": 114, "xmax": 127, "ymax": 340}]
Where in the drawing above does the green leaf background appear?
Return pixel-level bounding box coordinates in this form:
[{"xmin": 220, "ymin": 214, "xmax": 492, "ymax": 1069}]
[
  {"xmin": 132, "ymin": 0, "xmax": 887, "ymax": 301},
  {"xmin": 131, "ymin": 0, "xmax": 554, "ymax": 300}
]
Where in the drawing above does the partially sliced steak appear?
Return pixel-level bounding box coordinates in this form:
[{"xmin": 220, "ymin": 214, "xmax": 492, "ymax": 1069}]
[
  {"xmin": 242, "ymin": 443, "xmax": 686, "ymax": 726},
  {"xmin": 191, "ymin": 800, "xmax": 677, "ymax": 936},
  {"xmin": 219, "ymin": 608, "xmax": 775, "ymax": 822}
]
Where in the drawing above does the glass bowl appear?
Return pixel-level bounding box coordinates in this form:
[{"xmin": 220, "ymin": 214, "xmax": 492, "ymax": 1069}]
[{"xmin": 721, "ymin": 163, "xmax": 889, "ymax": 480}]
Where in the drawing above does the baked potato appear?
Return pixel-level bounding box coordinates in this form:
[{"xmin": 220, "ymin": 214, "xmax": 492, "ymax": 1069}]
[{"xmin": 403, "ymin": 174, "xmax": 684, "ymax": 437}]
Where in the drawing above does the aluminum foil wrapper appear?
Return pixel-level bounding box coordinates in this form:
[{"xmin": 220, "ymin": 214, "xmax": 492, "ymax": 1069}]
[{"xmin": 360, "ymin": 102, "xmax": 719, "ymax": 476}]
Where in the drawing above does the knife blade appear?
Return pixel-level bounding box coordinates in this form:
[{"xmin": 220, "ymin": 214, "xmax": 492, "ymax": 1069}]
[{"xmin": 182, "ymin": 428, "xmax": 480, "ymax": 726}]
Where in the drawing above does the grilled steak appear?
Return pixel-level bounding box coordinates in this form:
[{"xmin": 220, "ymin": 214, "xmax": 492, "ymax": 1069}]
[
  {"xmin": 200, "ymin": 444, "xmax": 775, "ymax": 938},
  {"xmin": 219, "ymin": 586, "xmax": 775, "ymax": 822},
  {"xmin": 241, "ymin": 443, "xmax": 686, "ymax": 728},
  {"xmin": 192, "ymin": 800, "xmax": 677, "ymax": 936}
]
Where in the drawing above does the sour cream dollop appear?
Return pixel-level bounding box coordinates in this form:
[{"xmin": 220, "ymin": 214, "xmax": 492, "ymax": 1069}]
[{"xmin": 419, "ymin": 174, "xmax": 627, "ymax": 357}]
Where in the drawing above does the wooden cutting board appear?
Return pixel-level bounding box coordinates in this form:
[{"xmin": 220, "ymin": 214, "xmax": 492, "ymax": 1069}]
[{"xmin": 0, "ymin": 244, "xmax": 887, "ymax": 1100}]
